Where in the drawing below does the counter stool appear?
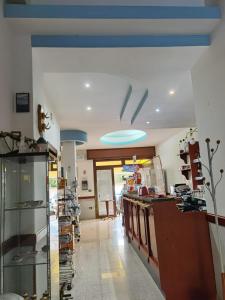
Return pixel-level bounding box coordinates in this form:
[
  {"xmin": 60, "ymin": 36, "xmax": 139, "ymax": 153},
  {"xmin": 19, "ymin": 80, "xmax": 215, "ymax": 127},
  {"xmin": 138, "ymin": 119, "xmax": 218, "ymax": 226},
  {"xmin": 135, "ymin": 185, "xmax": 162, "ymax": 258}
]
[{"xmin": 103, "ymin": 200, "xmax": 114, "ymax": 220}]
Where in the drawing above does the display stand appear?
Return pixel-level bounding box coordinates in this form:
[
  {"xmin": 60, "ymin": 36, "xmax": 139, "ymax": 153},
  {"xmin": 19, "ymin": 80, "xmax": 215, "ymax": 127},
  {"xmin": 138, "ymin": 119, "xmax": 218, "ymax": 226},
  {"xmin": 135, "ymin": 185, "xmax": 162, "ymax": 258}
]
[{"xmin": 58, "ymin": 178, "xmax": 80, "ymax": 300}]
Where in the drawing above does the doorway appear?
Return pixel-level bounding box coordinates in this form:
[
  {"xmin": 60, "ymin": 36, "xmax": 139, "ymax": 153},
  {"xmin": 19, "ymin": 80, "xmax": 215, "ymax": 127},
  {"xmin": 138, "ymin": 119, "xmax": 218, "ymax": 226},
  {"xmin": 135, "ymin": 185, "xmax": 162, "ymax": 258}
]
[{"xmin": 96, "ymin": 168, "xmax": 116, "ymax": 217}]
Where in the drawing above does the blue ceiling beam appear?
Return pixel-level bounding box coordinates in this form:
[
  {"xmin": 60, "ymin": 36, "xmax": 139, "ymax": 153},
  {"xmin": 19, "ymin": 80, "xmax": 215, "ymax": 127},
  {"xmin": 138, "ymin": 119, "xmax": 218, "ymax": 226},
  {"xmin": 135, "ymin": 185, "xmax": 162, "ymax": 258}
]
[
  {"xmin": 4, "ymin": 4, "xmax": 221, "ymax": 19},
  {"xmin": 31, "ymin": 35, "xmax": 210, "ymax": 48},
  {"xmin": 131, "ymin": 89, "xmax": 149, "ymax": 125},
  {"xmin": 120, "ymin": 85, "xmax": 133, "ymax": 121}
]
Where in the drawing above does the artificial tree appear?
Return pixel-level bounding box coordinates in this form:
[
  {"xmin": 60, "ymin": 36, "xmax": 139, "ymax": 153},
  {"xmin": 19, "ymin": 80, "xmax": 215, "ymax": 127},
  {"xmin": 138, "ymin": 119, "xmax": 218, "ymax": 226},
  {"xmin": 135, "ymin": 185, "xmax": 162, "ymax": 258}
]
[{"xmin": 201, "ymin": 138, "xmax": 225, "ymax": 300}]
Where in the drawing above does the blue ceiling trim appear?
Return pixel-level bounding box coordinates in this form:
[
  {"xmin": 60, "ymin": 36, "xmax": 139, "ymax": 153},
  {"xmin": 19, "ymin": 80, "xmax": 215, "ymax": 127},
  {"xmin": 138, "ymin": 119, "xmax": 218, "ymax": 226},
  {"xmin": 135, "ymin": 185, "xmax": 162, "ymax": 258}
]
[
  {"xmin": 131, "ymin": 89, "xmax": 149, "ymax": 125},
  {"xmin": 120, "ymin": 85, "xmax": 132, "ymax": 121},
  {"xmin": 60, "ymin": 130, "xmax": 87, "ymax": 145},
  {"xmin": 31, "ymin": 35, "xmax": 210, "ymax": 48},
  {"xmin": 4, "ymin": 4, "xmax": 221, "ymax": 19}
]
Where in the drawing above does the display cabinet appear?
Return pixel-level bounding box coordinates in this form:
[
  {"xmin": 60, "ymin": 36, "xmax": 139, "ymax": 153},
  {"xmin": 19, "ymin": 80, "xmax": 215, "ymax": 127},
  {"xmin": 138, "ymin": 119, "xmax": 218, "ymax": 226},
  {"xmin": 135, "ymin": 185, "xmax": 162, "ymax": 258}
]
[{"xmin": 0, "ymin": 151, "xmax": 58, "ymax": 299}]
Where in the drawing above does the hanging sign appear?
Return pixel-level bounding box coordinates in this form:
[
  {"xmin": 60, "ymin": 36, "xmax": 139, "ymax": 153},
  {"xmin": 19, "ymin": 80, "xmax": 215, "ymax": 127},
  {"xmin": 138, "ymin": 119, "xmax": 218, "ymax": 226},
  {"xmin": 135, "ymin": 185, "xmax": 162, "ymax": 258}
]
[{"xmin": 122, "ymin": 164, "xmax": 139, "ymax": 172}]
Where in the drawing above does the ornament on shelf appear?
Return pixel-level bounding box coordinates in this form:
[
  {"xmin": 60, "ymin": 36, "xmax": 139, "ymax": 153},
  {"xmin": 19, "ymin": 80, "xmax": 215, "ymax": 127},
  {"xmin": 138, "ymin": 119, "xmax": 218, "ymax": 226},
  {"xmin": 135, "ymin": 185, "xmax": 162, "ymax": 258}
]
[
  {"xmin": 36, "ymin": 136, "xmax": 48, "ymax": 152},
  {"xmin": 0, "ymin": 131, "xmax": 21, "ymax": 154},
  {"xmin": 179, "ymin": 128, "xmax": 198, "ymax": 152}
]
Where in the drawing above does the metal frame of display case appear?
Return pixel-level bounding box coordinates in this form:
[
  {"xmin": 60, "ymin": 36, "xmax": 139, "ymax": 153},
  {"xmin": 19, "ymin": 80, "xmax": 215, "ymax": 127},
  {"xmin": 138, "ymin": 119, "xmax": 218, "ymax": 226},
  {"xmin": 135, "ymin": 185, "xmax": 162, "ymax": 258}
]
[{"xmin": 0, "ymin": 151, "xmax": 57, "ymax": 299}]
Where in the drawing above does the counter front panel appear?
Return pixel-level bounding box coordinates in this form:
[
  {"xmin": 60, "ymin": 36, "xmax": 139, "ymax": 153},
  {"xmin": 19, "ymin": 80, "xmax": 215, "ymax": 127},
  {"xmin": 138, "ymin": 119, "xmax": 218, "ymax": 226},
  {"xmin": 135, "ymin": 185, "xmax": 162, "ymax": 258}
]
[{"xmin": 123, "ymin": 194, "xmax": 216, "ymax": 300}]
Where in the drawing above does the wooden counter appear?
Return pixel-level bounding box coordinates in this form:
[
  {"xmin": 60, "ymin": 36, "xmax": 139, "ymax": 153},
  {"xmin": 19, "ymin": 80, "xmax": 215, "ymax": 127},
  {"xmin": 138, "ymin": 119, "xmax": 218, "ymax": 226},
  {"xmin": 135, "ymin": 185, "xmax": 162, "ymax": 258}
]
[{"xmin": 123, "ymin": 194, "xmax": 217, "ymax": 300}]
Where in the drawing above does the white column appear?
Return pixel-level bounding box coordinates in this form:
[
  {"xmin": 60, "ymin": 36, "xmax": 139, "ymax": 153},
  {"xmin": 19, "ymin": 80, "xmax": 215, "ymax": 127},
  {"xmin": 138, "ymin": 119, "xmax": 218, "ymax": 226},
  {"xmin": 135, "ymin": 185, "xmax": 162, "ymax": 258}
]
[{"xmin": 61, "ymin": 141, "xmax": 77, "ymax": 187}]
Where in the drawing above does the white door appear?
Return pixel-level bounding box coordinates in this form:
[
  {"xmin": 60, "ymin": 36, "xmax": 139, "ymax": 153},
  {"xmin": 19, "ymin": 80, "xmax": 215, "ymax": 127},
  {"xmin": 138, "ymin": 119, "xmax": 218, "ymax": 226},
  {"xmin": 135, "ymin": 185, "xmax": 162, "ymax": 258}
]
[{"xmin": 97, "ymin": 169, "xmax": 114, "ymax": 216}]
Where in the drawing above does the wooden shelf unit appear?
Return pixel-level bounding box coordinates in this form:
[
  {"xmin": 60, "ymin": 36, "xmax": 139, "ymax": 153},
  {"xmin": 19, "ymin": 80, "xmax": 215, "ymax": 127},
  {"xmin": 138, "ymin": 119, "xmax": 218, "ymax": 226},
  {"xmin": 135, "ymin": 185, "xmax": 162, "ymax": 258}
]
[{"xmin": 180, "ymin": 142, "xmax": 203, "ymax": 189}]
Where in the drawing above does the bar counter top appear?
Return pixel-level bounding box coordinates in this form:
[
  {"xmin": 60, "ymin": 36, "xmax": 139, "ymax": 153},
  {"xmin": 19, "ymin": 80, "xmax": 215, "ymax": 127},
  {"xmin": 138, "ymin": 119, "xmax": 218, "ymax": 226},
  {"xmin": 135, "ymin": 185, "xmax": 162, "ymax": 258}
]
[{"xmin": 123, "ymin": 192, "xmax": 176, "ymax": 203}]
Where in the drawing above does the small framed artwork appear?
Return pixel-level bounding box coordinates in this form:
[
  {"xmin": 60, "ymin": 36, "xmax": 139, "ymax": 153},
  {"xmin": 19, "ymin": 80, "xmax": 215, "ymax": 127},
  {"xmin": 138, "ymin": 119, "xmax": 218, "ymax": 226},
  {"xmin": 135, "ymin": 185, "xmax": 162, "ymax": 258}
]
[
  {"xmin": 16, "ymin": 93, "xmax": 30, "ymax": 113},
  {"xmin": 82, "ymin": 180, "xmax": 88, "ymax": 191}
]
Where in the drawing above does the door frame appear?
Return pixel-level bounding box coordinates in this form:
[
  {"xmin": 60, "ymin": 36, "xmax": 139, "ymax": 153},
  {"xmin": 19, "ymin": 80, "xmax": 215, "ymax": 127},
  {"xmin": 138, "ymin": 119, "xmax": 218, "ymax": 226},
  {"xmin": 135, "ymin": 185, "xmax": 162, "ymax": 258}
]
[{"xmin": 94, "ymin": 165, "xmax": 116, "ymax": 218}]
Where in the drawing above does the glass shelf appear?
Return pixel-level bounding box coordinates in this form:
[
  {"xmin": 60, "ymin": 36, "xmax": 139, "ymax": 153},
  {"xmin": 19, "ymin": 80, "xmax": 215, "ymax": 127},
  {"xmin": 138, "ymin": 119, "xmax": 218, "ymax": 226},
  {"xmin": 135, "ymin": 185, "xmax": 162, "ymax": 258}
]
[
  {"xmin": 0, "ymin": 152, "xmax": 49, "ymax": 163},
  {"xmin": 4, "ymin": 249, "xmax": 48, "ymax": 268},
  {"xmin": 5, "ymin": 206, "xmax": 48, "ymax": 212}
]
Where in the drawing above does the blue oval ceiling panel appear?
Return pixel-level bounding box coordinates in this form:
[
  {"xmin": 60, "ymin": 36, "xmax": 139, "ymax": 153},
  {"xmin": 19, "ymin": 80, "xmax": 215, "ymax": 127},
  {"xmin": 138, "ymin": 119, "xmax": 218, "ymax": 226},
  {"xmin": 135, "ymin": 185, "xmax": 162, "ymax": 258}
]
[
  {"xmin": 61, "ymin": 130, "xmax": 87, "ymax": 145},
  {"xmin": 100, "ymin": 130, "xmax": 147, "ymax": 146}
]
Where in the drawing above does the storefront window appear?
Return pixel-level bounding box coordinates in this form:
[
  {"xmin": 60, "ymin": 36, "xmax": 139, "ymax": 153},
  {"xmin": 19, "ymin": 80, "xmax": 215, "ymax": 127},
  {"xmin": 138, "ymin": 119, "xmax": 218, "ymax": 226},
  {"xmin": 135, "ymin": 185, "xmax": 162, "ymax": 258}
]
[{"xmin": 96, "ymin": 160, "xmax": 122, "ymax": 167}]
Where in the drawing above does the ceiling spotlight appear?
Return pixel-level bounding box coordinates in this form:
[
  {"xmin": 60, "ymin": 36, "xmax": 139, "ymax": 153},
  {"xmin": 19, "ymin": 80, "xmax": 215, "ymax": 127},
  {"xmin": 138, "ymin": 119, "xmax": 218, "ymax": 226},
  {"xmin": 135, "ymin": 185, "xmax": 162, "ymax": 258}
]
[
  {"xmin": 84, "ymin": 82, "xmax": 91, "ymax": 88},
  {"xmin": 155, "ymin": 108, "xmax": 160, "ymax": 113},
  {"xmin": 86, "ymin": 106, "xmax": 92, "ymax": 111},
  {"xmin": 146, "ymin": 121, "xmax": 150, "ymax": 124},
  {"xmin": 169, "ymin": 89, "xmax": 175, "ymax": 95}
]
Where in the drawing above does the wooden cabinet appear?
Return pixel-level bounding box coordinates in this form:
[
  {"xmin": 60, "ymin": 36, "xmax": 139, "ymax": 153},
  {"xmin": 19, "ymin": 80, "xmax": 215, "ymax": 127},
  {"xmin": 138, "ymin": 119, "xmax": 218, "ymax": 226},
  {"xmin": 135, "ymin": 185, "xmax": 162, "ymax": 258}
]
[{"xmin": 123, "ymin": 196, "xmax": 216, "ymax": 300}]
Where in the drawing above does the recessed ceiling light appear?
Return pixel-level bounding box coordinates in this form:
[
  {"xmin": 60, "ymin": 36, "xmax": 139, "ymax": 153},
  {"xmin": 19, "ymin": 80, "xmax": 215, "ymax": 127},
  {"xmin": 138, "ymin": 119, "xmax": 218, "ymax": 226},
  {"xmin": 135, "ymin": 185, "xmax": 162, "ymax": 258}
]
[
  {"xmin": 146, "ymin": 121, "xmax": 150, "ymax": 124},
  {"xmin": 169, "ymin": 89, "xmax": 175, "ymax": 95},
  {"xmin": 155, "ymin": 108, "xmax": 160, "ymax": 113},
  {"xmin": 84, "ymin": 82, "xmax": 91, "ymax": 88},
  {"xmin": 86, "ymin": 106, "xmax": 92, "ymax": 111}
]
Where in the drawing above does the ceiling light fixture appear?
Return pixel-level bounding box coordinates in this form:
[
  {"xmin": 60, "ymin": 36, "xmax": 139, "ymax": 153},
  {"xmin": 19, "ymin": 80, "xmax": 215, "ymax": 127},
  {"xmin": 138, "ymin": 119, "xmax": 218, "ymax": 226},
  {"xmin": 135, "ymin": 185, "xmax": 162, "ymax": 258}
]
[
  {"xmin": 86, "ymin": 106, "xmax": 92, "ymax": 111},
  {"xmin": 169, "ymin": 89, "xmax": 175, "ymax": 95},
  {"xmin": 84, "ymin": 82, "xmax": 91, "ymax": 89},
  {"xmin": 100, "ymin": 130, "xmax": 147, "ymax": 146},
  {"xmin": 146, "ymin": 121, "xmax": 150, "ymax": 124},
  {"xmin": 155, "ymin": 108, "xmax": 160, "ymax": 113}
]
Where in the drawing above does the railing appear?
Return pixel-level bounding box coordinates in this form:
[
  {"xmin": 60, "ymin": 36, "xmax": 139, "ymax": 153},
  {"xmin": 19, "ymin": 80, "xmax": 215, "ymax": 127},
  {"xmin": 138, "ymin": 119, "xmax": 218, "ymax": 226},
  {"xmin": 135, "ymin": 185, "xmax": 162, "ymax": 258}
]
[{"xmin": 123, "ymin": 197, "xmax": 159, "ymax": 267}]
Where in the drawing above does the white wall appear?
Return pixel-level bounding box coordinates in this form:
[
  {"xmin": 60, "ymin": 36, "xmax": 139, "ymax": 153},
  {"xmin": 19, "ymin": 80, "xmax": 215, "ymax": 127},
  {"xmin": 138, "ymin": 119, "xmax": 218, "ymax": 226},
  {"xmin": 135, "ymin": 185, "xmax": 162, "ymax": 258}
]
[
  {"xmin": 192, "ymin": 1, "xmax": 225, "ymax": 216},
  {"xmin": 0, "ymin": 1, "xmax": 12, "ymax": 131},
  {"xmin": 156, "ymin": 128, "xmax": 192, "ymax": 192},
  {"xmin": 77, "ymin": 159, "xmax": 95, "ymax": 197},
  {"xmin": 77, "ymin": 156, "xmax": 96, "ymax": 220},
  {"xmin": 32, "ymin": 49, "xmax": 61, "ymax": 151},
  {"xmin": 0, "ymin": 0, "xmax": 34, "ymax": 136},
  {"xmin": 11, "ymin": 33, "xmax": 33, "ymax": 137},
  {"xmin": 191, "ymin": 2, "xmax": 225, "ymax": 298}
]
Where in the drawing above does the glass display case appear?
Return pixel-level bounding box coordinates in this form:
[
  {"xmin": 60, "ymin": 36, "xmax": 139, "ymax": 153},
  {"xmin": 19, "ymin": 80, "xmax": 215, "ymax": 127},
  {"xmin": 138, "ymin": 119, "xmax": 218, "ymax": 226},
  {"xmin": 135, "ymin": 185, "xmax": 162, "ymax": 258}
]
[{"xmin": 0, "ymin": 152, "xmax": 58, "ymax": 299}]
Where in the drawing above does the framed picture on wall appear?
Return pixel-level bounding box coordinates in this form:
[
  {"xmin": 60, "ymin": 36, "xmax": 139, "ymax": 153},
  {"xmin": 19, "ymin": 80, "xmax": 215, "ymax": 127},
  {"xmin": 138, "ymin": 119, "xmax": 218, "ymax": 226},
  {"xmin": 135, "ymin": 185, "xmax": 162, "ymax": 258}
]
[
  {"xmin": 16, "ymin": 93, "xmax": 30, "ymax": 113},
  {"xmin": 82, "ymin": 180, "xmax": 88, "ymax": 190}
]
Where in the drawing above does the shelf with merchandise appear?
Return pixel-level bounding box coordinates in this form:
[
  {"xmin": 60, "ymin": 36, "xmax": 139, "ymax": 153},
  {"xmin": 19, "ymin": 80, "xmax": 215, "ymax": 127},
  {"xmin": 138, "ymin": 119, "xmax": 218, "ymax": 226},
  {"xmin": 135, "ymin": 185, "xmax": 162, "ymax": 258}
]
[
  {"xmin": 0, "ymin": 148, "xmax": 58, "ymax": 298},
  {"xmin": 3, "ymin": 248, "xmax": 48, "ymax": 268}
]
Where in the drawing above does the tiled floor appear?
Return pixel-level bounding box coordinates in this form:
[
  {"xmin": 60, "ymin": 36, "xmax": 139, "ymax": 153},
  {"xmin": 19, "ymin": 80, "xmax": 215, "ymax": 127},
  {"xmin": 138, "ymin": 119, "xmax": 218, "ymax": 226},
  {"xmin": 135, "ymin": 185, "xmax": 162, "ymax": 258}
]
[{"xmin": 72, "ymin": 217, "xmax": 164, "ymax": 300}]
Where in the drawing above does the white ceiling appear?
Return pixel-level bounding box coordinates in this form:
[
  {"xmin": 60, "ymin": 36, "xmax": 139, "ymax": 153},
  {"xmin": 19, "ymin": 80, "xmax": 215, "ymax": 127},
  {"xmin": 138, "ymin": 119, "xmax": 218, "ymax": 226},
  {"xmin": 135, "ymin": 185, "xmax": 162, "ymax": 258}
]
[
  {"xmin": 32, "ymin": 46, "xmax": 206, "ymax": 149},
  {"xmin": 8, "ymin": 19, "xmax": 219, "ymax": 36}
]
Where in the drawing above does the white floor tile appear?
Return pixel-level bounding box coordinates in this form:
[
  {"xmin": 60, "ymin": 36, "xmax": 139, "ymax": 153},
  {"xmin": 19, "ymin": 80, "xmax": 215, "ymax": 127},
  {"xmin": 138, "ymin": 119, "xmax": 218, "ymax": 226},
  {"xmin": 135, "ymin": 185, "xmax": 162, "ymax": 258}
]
[{"xmin": 72, "ymin": 218, "xmax": 164, "ymax": 300}]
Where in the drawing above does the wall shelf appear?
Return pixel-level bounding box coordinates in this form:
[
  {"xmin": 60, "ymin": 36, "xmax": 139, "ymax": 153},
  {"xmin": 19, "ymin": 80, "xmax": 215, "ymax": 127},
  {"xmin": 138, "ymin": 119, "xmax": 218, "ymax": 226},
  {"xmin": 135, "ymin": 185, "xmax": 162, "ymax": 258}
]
[
  {"xmin": 179, "ymin": 151, "xmax": 189, "ymax": 164},
  {"xmin": 179, "ymin": 142, "xmax": 203, "ymax": 189},
  {"xmin": 181, "ymin": 169, "xmax": 191, "ymax": 180}
]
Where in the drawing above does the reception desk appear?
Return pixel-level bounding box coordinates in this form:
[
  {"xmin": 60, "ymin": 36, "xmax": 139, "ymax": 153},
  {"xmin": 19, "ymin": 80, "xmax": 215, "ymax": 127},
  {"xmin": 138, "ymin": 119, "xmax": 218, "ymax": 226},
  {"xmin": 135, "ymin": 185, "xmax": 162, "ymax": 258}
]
[{"xmin": 123, "ymin": 194, "xmax": 217, "ymax": 300}]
